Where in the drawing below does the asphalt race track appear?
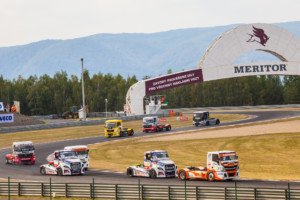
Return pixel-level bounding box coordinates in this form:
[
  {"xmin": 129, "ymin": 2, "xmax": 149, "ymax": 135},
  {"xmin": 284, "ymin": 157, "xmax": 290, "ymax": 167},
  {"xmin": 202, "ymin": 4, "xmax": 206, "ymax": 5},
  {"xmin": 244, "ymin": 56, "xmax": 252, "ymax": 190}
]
[{"xmin": 1, "ymin": 110, "xmax": 300, "ymax": 189}]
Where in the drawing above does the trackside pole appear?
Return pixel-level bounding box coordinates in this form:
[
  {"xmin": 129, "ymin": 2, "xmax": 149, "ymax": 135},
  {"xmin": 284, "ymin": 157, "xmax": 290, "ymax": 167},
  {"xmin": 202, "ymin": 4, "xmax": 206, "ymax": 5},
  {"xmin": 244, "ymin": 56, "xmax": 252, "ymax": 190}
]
[
  {"xmin": 8, "ymin": 177, "xmax": 10, "ymax": 200},
  {"xmin": 185, "ymin": 180, "xmax": 187, "ymax": 200},
  {"xmin": 138, "ymin": 179, "xmax": 140, "ymax": 200},
  {"xmin": 235, "ymin": 181, "xmax": 237, "ymax": 200},
  {"xmin": 93, "ymin": 178, "xmax": 95, "ymax": 200},
  {"xmin": 50, "ymin": 178, "xmax": 52, "ymax": 200},
  {"xmin": 288, "ymin": 183, "xmax": 290, "ymax": 200}
]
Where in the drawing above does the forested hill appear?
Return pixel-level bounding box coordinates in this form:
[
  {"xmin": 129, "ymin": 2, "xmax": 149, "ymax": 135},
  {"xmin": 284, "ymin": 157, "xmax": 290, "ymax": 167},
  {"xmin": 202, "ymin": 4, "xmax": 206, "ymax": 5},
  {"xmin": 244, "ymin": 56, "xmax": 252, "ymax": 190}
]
[
  {"xmin": 0, "ymin": 71, "xmax": 299, "ymax": 116},
  {"xmin": 1, "ymin": 21, "xmax": 300, "ymax": 80}
]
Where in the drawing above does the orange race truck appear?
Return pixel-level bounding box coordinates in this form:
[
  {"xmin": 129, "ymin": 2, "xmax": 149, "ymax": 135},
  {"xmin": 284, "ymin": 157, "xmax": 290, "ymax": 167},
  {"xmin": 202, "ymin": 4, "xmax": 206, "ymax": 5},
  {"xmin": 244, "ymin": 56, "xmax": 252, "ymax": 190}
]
[{"xmin": 178, "ymin": 151, "xmax": 239, "ymax": 181}]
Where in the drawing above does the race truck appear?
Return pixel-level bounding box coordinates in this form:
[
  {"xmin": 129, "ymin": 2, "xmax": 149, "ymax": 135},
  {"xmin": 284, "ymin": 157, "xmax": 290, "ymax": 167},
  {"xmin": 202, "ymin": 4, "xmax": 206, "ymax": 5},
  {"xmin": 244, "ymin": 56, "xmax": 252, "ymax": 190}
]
[
  {"xmin": 5, "ymin": 141, "xmax": 35, "ymax": 165},
  {"xmin": 40, "ymin": 150, "xmax": 84, "ymax": 176},
  {"xmin": 127, "ymin": 150, "xmax": 177, "ymax": 178},
  {"xmin": 104, "ymin": 119, "xmax": 134, "ymax": 137},
  {"xmin": 142, "ymin": 116, "xmax": 171, "ymax": 133},
  {"xmin": 177, "ymin": 151, "xmax": 239, "ymax": 181},
  {"xmin": 193, "ymin": 111, "xmax": 220, "ymax": 126},
  {"xmin": 64, "ymin": 145, "xmax": 89, "ymax": 170}
]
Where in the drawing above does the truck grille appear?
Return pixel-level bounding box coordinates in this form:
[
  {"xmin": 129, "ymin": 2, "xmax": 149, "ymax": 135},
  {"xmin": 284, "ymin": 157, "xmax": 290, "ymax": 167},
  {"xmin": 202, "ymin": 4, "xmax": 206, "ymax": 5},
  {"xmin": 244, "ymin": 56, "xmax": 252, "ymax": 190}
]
[
  {"xmin": 18, "ymin": 153, "xmax": 33, "ymax": 158},
  {"xmin": 143, "ymin": 125, "xmax": 152, "ymax": 128},
  {"xmin": 165, "ymin": 164, "xmax": 175, "ymax": 171},
  {"xmin": 165, "ymin": 171, "xmax": 175, "ymax": 176},
  {"xmin": 71, "ymin": 162, "xmax": 81, "ymax": 173},
  {"xmin": 225, "ymin": 166, "xmax": 237, "ymax": 171},
  {"xmin": 228, "ymin": 172, "xmax": 236, "ymax": 177},
  {"xmin": 107, "ymin": 129, "xmax": 114, "ymax": 132}
]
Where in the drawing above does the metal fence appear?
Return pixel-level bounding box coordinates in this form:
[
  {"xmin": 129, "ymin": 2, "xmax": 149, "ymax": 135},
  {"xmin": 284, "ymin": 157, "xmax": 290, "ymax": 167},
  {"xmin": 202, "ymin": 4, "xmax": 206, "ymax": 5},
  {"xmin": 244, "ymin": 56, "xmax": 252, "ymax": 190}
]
[{"xmin": 0, "ymin": 179, "xmax": 299, "ymax": 200}]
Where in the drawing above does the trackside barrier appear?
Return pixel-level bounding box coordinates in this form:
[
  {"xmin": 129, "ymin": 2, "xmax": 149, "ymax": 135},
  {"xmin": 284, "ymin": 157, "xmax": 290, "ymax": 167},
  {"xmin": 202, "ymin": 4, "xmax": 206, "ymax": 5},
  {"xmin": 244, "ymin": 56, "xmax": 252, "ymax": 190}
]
[{"xmin": 1, "ymin": 180, "xmax": 300, "ymax": 200}]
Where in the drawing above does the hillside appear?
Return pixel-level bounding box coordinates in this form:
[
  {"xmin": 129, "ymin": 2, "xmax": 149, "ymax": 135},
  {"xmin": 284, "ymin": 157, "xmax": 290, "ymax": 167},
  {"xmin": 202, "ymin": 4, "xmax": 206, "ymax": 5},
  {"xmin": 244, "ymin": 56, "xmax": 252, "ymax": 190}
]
[{"xmin": 1, "ymin": 21, "xmax": 300, "ymax": 80}]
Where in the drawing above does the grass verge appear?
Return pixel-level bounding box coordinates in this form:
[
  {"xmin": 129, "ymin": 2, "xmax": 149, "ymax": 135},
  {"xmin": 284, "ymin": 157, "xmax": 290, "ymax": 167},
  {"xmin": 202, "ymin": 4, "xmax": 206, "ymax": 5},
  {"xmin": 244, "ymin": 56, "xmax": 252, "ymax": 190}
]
[
  {"xmin": 0, "ymin": 114, "xmax": 245, "ymax": 149},
  {"xmin": 89, "ymin": 131, "xmax": 300, "ymax": 181}
]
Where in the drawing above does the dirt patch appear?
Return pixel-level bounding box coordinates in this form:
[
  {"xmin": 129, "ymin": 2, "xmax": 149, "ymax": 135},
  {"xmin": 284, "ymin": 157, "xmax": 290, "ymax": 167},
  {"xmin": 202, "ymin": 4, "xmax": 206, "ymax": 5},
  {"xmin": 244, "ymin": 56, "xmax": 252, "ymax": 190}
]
[
  {"xmin": 141, "ymin": 119, "xmax": 300, "ymax": 142},
  {"xmin": 0, "ymin": 113, "xmax": 44, "ymax": 128}
]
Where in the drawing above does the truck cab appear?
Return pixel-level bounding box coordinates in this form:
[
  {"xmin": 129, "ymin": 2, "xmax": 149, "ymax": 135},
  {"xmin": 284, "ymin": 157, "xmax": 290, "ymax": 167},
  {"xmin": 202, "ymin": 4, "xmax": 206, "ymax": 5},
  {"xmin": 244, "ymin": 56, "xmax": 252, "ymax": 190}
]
[
  {"xmin": 104, "ymin": 119, "xmax": 134, "ymax": 137},
  {"xmin": 144, "ymin": 150, "xmax": 177, "ymax": 178},
  {"xmin": 207, "ymin": 151, "xmax": 239, "ymax": 180},
  {"xmin": 6, "ymin": 141, "xmax": 35, "ymax": 165},
  {"xmin": 53, "ymin": 150, "xmax": 84, "ymax": 175},
  {"xmin": 193, "ymin": 111, "xmax": 220, "ymax": 126},
  {"xmin": 64, "ymin": 145, "xmax": 89, "ymax": 170},
  {"xmin": 142, "ymin": 116, "xmax": 171, "ymax": 132}
]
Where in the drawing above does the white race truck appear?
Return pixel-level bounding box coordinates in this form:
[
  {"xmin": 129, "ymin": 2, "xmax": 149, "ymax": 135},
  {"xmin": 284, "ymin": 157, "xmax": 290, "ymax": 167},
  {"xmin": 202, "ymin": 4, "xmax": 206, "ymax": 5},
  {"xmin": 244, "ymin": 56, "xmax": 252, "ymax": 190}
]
[
  {"xmin": 6, "ymin": 141, "xmax": 35, "ymax": 165},
  {"xmin": 64, "ymin": 145, "xmax": 89, "ymax": 170},
  {"xmin": 40, "ymin": 150, "xmax": 84, "ymax": 176},
  {"xmin": 127, "ymin": 150, "xmax": 177, "ymax": 178},
  {"xmin": 193, "ymin": 111, "xmax": 220, "ymax": 126},
  {"xmin": 178, "ymin": 151, "xmax": 239, "ymax": 181},
  {"xmin": 142, "ymin": 116, "xmax": 171, "ymax": 133}
]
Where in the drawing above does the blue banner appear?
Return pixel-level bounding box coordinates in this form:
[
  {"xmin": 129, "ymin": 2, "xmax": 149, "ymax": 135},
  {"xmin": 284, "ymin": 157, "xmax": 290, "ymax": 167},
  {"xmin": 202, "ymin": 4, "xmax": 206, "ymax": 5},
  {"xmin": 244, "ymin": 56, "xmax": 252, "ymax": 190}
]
[{"xmin": 0, "ymin": 114, "xmax": 14, "ymax": 123}]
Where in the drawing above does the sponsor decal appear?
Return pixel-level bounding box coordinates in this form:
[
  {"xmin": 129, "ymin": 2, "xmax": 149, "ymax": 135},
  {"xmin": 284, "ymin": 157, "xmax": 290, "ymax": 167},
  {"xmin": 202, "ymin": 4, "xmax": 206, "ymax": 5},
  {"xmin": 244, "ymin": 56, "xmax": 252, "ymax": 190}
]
[
  {"xmin": 177, "ymin": 117, "xmax": 188, "ymax": 121},
  {"xmin": 220, "ymin": 153, "xmax": 236, "ymax": 157},
  {"xmin": 234, "ymin": 64, "xmax": 287, "ymax": 74},
  {"xmin": 159, "ymin": 118, "xmax": 167, "ymax": 122},
  {"xmin": 0, "ymin": 114, "xmax": 14, "ymax": 123},
  {"xmin": 145, "ymin": 69, "xmax": 203, "ymax": 95},
  {"xmin": 0, "ymin": 102, "xmax": 3, "ymax": 111},
  {"xmin": 247, "ymin": 26, "xmax": 269, "ymax": 46}
]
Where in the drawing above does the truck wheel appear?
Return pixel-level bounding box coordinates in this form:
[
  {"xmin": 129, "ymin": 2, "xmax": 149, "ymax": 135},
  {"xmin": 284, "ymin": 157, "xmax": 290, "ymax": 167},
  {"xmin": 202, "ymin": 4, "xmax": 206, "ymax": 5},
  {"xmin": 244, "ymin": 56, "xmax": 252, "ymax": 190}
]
[
  {"xmin": 57, "ymin": 168, "xmax": 63, "ymax": 176},
  {"xmin": 207, "ymin": 171, "xmax": 215, "ymax": 181},
  {"xmin": 206, "ymin": 121, "xmax": 210, "ymax": 126},
  {"xmin": 167, "ymin": 126, "xmax": 171, "ymax": 131},
  {"xmin": 216, "ymin": 119, "xmax": 220, "ymax": 125},
  {"xmin": 40, "ymin": 167, "xmax": 46, "ymax": 175},
  {"xmin": 5, "ymin": 158, "xmax": 9, "ymax": 164},
  {"xmin": 179, "ymin": 170, "xmax": 187, "ymax": 180},
  {"xmin": 127, "ymin": 168, "xmax": 134, "ymax": 177},
  {"xmin": 150, "ymin": 169, "xmax": 157, "ymax": 178}
]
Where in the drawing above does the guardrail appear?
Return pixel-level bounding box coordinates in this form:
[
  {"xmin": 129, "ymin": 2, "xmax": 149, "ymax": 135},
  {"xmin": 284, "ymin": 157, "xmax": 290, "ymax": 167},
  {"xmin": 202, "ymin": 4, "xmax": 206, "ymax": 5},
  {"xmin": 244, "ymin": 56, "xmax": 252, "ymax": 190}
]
[{"xmin": 0, "ymin": 179, "xmax": 299, "ymax": 200}]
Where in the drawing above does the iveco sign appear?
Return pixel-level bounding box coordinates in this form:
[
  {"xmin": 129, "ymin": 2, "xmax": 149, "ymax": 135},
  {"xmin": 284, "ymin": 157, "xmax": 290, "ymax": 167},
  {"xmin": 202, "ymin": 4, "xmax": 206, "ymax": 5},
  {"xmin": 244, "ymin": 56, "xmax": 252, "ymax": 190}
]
[
  {"xmin": 0, "ymin": 114, "xmax": 14, "ymax": 123},
  {"xmin": 234, "ymin": 64, "xmax": 287, "ymax": 73}
]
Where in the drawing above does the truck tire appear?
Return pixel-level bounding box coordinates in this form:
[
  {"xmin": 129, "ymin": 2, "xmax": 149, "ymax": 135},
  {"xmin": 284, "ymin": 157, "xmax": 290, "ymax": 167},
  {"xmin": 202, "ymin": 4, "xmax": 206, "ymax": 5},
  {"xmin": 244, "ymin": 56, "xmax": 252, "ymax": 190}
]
[
  {"xmin": 57, "ymin": 168, "xmax": 63, "ymax": 176},
  {"xmin": 206, "ymin": 121, "xmax": 210, "ymax": 126},
  {"xmin": 127, "ymin": 168, "xmax": 134, "ymax": 177},
  {"xmin": 179, "ymin": 170, "xmax": 187, "ymax": 180},
  {"xmin": 207, "ymin": 171, "xmax": 215, "ymax": 181},
  {"xmin": 129, "ymin": 130, "xmax": 134, "ymax": 136},
  {"xmin": 150, "ymin": 169, "xmax": 157, "ymax": 178},
  {"xmin": 216, "ymin": 119, "xmax": 220, "ymax": 125},
  {"xmin": 166, "ymin": 126, "xmax": 171, "ymax": 131},
  {"xmin": 5, "ymin": 158, "xmax": 9, "ymax": 164},
  {"xmin": 40, "ymin": 167, "xmax": 46, "ymax": 175}
]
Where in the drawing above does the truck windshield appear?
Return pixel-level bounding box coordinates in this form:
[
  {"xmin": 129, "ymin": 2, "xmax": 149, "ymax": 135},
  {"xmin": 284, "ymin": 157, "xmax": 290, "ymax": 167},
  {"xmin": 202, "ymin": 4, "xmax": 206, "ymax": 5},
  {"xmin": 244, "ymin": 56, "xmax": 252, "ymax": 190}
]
[
  {"xmin": 194, "ymin": 113, "xmax": 204, "ymax": 119},
  {"xmin": 143, "ymin": 120, "xmax": 154, "ymax": 123},
  {"xmin": 220, "ymin": 155, "xmax": 238, "ymax": 161},
  {"xmin": 152, "ymin": 152, "xmax": 169, "ymax": 160},
  {"xmin": 60, "ymin": 151, "xmax": 77, "ymax": 158},
  {"xmin": 14, "ymin": 145, "xmax": 34, "ymax": 152},
  {"xmin": 106, "ymin": 122, "xmax": 116, "ymax": 128},
  {"xmin": 76, "ymin": 150, "xmax": 89, "ymax": 155}
]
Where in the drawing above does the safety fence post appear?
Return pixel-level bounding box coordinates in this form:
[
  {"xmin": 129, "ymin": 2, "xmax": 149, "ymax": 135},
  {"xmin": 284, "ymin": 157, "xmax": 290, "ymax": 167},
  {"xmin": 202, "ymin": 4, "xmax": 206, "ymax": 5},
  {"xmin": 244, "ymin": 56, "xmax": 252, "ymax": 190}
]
[
  {"xmin": 18, "ymin": 182, "xmax": 21, "ymax": 196},
  {"xmin": 224, "ymin": 187, "xmax": 227, "ymax": 200},
  {"xmin": 288, "ymin": 182, "xmax": 290, "ymax": 200},
  {"xmin": 138, "ymin": 179, "xmax": 141, "ymax": 200},
  {"xmin": 41, "ymin": 183, "xmax": 44, "ymax": 197},
  {"xmin": 50, "ymin": 178, "xmax": 52, "ymax": 200},
  {"xmin": 92, "ymin": 178, "xmax": 95, "ymax": 200},
  {"xmin": 65, "ymin": 183, "xmax": 68, "ymax": 198},
  {"xmin": 8, "ymin": 177, "xmax": 10, "ymax": 200},
  {"xmin": 168, "ymin": 186, "xmax": 171, "ymax": 200},
  {"xmin": 196, "ymin": 186, "xmax": 199, "ymax": 200},
  {"xmin": 115, "ymin": 184, "xmax": 118, "ymax": 200},
  {"xmin": 185, "ymin": 180, "xmax": 187, "ymax": 200},
  {"xmin": 235, "ymin": 181, "xmax": 237, "ymax": 200}
]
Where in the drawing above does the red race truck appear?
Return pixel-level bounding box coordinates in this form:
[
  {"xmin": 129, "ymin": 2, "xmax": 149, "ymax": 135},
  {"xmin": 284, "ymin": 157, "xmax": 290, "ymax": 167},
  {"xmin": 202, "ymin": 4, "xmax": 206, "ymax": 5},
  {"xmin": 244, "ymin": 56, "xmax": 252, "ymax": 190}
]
[
  {"xmin": 6, "ymin": 141, "xmax": 35, "ymax": 165},
  {"xmin": 142, "ymin": 116, "xmax": 171, "ymax": 133}
]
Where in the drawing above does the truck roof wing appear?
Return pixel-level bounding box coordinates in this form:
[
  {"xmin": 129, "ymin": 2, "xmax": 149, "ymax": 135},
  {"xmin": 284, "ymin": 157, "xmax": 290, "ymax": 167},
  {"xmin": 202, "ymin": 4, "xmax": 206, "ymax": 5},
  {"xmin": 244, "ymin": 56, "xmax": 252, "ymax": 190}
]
[
  {"xmin": 13, "ymin": 141, "xmax": 34, "ymax": 145},
  {"xmin": 64, "ymin": 145, "xmax": 88, "ymax": 150}
]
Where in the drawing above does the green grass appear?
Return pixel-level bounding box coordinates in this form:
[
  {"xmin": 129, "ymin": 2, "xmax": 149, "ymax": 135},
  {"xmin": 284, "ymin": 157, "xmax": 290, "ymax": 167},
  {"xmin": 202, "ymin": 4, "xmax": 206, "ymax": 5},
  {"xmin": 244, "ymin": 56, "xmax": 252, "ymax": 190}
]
[{"xmin": 89, "ymin": 131, "xmax": 300, "ymax": 181}]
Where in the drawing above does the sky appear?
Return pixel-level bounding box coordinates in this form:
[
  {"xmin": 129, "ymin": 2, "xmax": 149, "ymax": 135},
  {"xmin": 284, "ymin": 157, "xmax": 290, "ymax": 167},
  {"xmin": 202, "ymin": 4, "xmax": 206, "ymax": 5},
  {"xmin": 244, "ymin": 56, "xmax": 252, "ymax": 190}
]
[{"xmin": 1, "ymin": 0, "xmax": 300, "ymax": 47}]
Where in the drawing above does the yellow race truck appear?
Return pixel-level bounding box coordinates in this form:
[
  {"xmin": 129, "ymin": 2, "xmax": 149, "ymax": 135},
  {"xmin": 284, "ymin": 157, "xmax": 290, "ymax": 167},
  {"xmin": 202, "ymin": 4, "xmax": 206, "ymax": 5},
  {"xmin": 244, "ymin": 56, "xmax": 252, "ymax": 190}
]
[{"xmin": 104, "ymin": 119, "xmax": 134, "ymax": 137}]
